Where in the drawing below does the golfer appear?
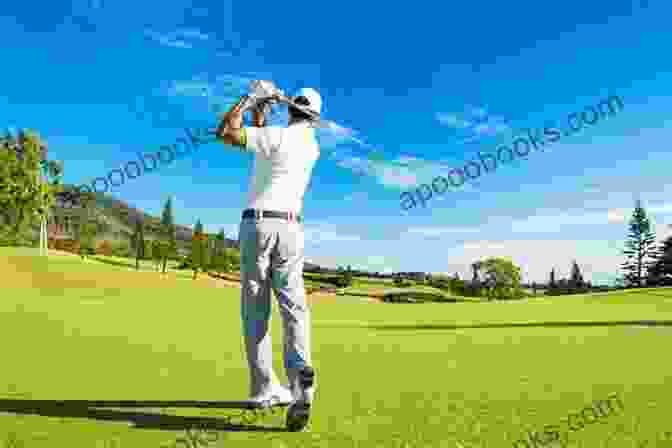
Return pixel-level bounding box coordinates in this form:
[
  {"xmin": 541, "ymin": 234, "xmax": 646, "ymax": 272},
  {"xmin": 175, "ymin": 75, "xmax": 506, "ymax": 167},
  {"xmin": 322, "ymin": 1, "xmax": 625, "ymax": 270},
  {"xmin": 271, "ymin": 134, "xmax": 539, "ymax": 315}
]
[{"xmin": 215, "ymin": 87, "xmax": 321, "ymax": 431}]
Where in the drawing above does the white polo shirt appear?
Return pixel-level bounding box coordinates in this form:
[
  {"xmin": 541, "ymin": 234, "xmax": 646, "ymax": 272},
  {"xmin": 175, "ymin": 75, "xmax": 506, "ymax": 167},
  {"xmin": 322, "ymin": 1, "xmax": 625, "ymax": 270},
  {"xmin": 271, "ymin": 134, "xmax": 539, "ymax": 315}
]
[{"xmin": 241, "ymin": 122, "xmax": 320, "ymax": 214}]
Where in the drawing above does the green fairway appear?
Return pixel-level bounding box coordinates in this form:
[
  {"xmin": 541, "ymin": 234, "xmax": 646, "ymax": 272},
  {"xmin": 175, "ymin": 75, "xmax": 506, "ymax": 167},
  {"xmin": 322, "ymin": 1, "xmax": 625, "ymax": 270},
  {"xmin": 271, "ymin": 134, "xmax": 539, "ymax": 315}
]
[{"xmin": 1, "ymin": 248, "xmax": 671, "ymax": 447}]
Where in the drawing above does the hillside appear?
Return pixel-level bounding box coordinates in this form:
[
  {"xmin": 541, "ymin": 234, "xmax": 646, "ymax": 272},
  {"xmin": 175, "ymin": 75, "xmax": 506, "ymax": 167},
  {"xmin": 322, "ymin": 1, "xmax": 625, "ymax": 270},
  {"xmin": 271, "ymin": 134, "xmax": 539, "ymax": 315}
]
[
  {"xmin": 51, "ymin": 187, "xmax": 330, "ymax": 270},
  {"xmin": 52, "ymin": 186, "xmax": 238, "ymax": 252}
]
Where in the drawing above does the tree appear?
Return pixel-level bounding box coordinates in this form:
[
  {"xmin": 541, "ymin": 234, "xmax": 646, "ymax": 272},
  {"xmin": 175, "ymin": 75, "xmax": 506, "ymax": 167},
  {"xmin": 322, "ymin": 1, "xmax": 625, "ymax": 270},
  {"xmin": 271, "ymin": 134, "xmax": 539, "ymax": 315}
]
[
  {"xmin": 467, "ymin": 262, "xmax": 483, "ymax": 297},
  {"xmin": 569, "ymin": 260, "xmax": 585, "ymax": 290},
  {"xmin": 476, "ymin": 257, "xmax": 524, "ymax": 300},
  {"xmin": 75, "ymin": 196, "xmax": 98, "ymax": 259},
  {"xmin": 227, "ymin": 247, "xmax": 241, "ymax": 272},
  {"xmin": 532, "ymin": 282, "xmax": 537, "ymax": 295},
  {"xmin": 621, "ymin": 200, "xmax": 657, "ymax": 287},
  {"xmin": 343, "ymin": 265, "xmax": 353, "ymax": 287},
  {"xmin": 160, "ymin": 197, "xmax": 177, "ymax": 274},
  {"xmin": 212, "ymin": 229, "xmax": 229, "ymax": 273},
  {"xmin": 0, "ymin": 129, "xmax": 57, "ymax": 244},
  {"xmin": 335, "ymin": 265, "xmax": 354, "ymax": 288},
  {"xmin": 132, "ymin": 217, "xmax": 145, "ymax": 270},
  {"xmin": 152, "ymin": 239, "xmax": 162, "ymax": 271},
  {"xmin": 393, "ymin": 273, "xmax": 403, "ymax": 286},
  {"xmin": 647, "ymin": 235, "xmax": 672, "ymax": 285},
  {"xmin": 549, "ymin": 268, "xmax": 557, "ymax": 290},
  {"xmin": 143, "ymin": 239, "xmax": 153, "ymax": 262},
  {"xmin": 487, "ymin": 258, "xmax": 522, "ymax": 300},
  {"xmin": 191, "ymin": 219, "xmax": 206, "ymax": 279},
  {"xmin": 448, "ymin": 273, "xmax": 466, "ymax": 296}
]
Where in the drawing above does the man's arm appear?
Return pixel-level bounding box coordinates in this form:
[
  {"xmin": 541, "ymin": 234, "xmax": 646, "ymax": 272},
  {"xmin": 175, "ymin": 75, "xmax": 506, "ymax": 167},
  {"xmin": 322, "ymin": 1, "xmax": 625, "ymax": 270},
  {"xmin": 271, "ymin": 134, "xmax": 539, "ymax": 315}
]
[
  {"xmin": 215, "ymin": 98, "xmax": 268, "ymax": 147},
  {"xmin": 215, "ymin": 96, "xmax": 247, "ymax": 147}
]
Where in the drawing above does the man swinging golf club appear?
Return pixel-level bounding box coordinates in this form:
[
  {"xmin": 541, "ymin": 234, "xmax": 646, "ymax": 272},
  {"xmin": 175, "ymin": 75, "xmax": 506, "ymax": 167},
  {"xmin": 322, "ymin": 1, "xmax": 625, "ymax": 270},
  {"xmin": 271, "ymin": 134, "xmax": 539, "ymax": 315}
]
[{"xmin": 214, "ymin": 84, "xmax": 321, "ymax": 432}]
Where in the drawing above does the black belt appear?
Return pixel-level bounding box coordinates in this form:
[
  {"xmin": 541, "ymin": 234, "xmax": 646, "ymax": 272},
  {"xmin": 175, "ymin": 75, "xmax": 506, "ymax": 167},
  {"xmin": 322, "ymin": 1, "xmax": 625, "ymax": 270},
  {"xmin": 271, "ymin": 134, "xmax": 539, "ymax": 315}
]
[{"xmin": 242, "ymin": 209, "xmax": 302, "ymax": 223}]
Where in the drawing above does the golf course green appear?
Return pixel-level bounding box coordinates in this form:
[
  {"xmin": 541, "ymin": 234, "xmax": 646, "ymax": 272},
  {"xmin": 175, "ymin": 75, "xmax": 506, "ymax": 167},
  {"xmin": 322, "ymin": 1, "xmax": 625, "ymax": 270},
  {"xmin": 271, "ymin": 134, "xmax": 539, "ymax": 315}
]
[{"xmin": 1, "ymin": 247, "xmax": 671, "ymax": 447}]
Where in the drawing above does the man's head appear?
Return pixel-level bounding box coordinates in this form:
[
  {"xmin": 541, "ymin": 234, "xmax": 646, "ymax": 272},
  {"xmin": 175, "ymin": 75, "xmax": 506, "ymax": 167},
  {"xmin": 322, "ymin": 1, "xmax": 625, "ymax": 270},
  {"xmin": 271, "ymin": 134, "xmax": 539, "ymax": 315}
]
[{"xmin": 288, "ymin": 87, "xmax": 321, "ymax": 124}]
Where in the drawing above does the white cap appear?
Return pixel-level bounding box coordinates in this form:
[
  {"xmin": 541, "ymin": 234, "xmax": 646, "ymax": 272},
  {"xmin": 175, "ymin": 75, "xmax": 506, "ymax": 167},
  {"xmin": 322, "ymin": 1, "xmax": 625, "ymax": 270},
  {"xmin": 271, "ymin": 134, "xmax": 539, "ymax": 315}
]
[{"xmin": 294, "ymin": 87, "xmax": 322, "ymax": 115}]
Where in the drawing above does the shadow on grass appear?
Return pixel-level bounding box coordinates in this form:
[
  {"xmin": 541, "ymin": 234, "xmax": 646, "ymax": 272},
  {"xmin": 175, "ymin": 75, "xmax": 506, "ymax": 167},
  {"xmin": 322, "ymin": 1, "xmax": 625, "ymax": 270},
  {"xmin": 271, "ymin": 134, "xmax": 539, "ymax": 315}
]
[
  {"xmin": 0, "ymin": 400, "xmax": 289, "ymax": 433},
  {"xmin": 628, "ymin": 291, "xmax": 672, "ymax": 299},
  {"xmin": 382, "ymin": 291, "xmax": 466, "ymax": 303},
  {"xmin": 369, "ymin": 320, "xmax": 672, "ymax": 331}
]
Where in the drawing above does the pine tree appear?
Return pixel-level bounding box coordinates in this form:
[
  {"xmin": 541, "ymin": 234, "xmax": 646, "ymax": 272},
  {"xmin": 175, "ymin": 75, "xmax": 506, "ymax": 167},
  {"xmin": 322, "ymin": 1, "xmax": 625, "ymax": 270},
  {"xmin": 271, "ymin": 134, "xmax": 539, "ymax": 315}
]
[
  {"xmin": 192, "ymin": 219, "xmax": 205, "ymax": 280},
  {"xmin": 470, "ymin": 262, "xmax": 482, "ymax": 297},
  {"xmin": 569, "ymin": 260, "xmax": 584, "ymax": 290},
  {"xmin": 152, "ymin": 239, "xmax": 162, "ymax": 271},
  {"xmin": 132, "ymin": 217, "xmax": 144, "ymax": 270},
  {"xmin": 648, "ymin": 235, "xmax": 672, "ymax": 285},
  {"xmin": 621, "ymin": 200, "xmax": 657, "ymax": 287},
  {"xmin": 160, "ymin": 197, "xmax": 176, "ymax": 274},
  {"xmin": 549, "ymin": 268, "xmax": 556, "ymax": 289},
  {"xmin": 214, "ymin": 229, "xmax": 229, "ymax": 273}
]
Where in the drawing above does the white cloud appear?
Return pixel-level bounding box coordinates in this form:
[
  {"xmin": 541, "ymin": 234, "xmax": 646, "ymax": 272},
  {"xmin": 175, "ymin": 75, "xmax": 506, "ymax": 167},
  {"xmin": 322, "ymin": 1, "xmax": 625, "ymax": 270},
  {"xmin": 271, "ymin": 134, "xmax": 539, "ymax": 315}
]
[
  {"xmin": 435, "ymin": 107, "xmax": 512, "ymax": 146},
  {"xmin": 143, "ymin": 28, "xmax": 210, "ymax": 49},
  {"xmin": 655, "ymin": 222, "xmax": 672, "ymax": 241},
  {"xmin": 405, "ymin": 226, "xmax": 482, "ymax": 238},
  {"xmin": 470, "ymin": 107, "xmax": 488, "ymax": 118},
  {"xmin": 508, "ymin": 208, "xmax": 635, "ymax": 233},
  {"xmin": 443, "ymin": 239, "xmax": 625, "ymax": 284},
  {"xmin": 374, "ymin": 164, "xmax": 421, "ymax": 188},
  {"xmin": 436, "ymin": 113, "xmax": 471, "ymax": 128},
  {"xmin": 178, "ymin": 29, "xmax": 210, "ymax": 40},
  {"xmin": 166, "ymin": 80, "xmax": 212, "ymax": 97},
  {"xmin": 650, "ymin": 203, "xmax": 672, "ymax": 215},
  {"xmin": 360, "ymin": 255, "xmax": 396, "ymax": 274},
  {"xmin": 461, "ymin": 241, "xmax": 507, "ymax": 251},
  {"xmin": 304, "ymin": 224, "xmax": 362, "ymax": 247}
]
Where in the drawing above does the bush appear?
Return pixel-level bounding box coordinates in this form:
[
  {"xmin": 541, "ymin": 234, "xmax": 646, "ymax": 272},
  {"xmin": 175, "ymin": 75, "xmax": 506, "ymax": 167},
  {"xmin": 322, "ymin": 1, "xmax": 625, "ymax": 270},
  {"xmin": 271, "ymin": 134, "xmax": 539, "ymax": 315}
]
[
  {"xmin": 429, "ymin": 279, "xmax": 450, "ymax": 290},
  {"xmin": 658, "ymin": 277, "xmax": 672, "ymax": 286},
  {"xmin": 0, "ymin": 237, "xmax": 21, "ymax": 247},
  {"xmin": 0, "ymin": 230, "xmax": 33, "ymax": 247},
  {"xmin": 393, "ymin": 277, "xmax": 413, "ymax": 287},
  {"xmin": 334, "ymin": 276, "xmax": 351, "ymax": 288},
  {"xmin": 111, "ymin": 240, "xmax": 131, "ymax": 258},
  {"xmin": 176, "ymin": 255, "xmax": 193, "ymax": 270},
  {"xmin": 383, "ymin": 291, "xmax": 458, "ymax": 303},
  {"xmin": 545, "ymin": 287, "xmax": 591, "ymax": 296},
  {"xmin": 448, "ymin": 278, "xmax": 467, "ymax": 296}
]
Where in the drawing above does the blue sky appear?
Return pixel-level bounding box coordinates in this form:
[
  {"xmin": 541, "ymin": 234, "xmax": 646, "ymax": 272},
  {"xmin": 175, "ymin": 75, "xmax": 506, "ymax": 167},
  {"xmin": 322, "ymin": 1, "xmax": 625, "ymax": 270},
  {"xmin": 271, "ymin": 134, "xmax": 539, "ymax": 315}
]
[{"xmin": 2, "ymin": 0, "xmax": 671, "ymax": 284}]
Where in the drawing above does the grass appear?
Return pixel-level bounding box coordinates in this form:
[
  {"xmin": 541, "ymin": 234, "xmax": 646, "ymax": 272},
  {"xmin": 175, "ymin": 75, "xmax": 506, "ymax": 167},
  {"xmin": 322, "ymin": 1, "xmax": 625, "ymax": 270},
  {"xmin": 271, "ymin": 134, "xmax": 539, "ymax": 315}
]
[{"xmin": 1, "ymin": 247, "xmax": 672, "ymax": 447}]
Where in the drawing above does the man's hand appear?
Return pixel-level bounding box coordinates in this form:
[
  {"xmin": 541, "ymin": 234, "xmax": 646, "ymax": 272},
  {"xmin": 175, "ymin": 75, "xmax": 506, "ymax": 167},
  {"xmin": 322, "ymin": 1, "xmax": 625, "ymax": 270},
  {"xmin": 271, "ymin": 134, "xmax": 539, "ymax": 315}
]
[
  {"xmin": 215, "ymin": 96, "xmax": 247, "ymax": 146},
  {"xmin": 252, "ymin": 105, "xmax": 267, "ymax": 127}
]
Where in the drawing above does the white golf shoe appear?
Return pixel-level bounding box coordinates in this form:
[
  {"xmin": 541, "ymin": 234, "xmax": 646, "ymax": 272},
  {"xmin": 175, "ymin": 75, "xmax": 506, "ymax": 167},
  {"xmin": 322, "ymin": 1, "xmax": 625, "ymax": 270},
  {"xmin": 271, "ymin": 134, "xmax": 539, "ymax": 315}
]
[
  {"xmin": 249, "ymin": 383, "xmax": 293, "ymax": 408},
  {"xmin": 286, "ymin": 366, "xmax": 316, "ymax": 432}
]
